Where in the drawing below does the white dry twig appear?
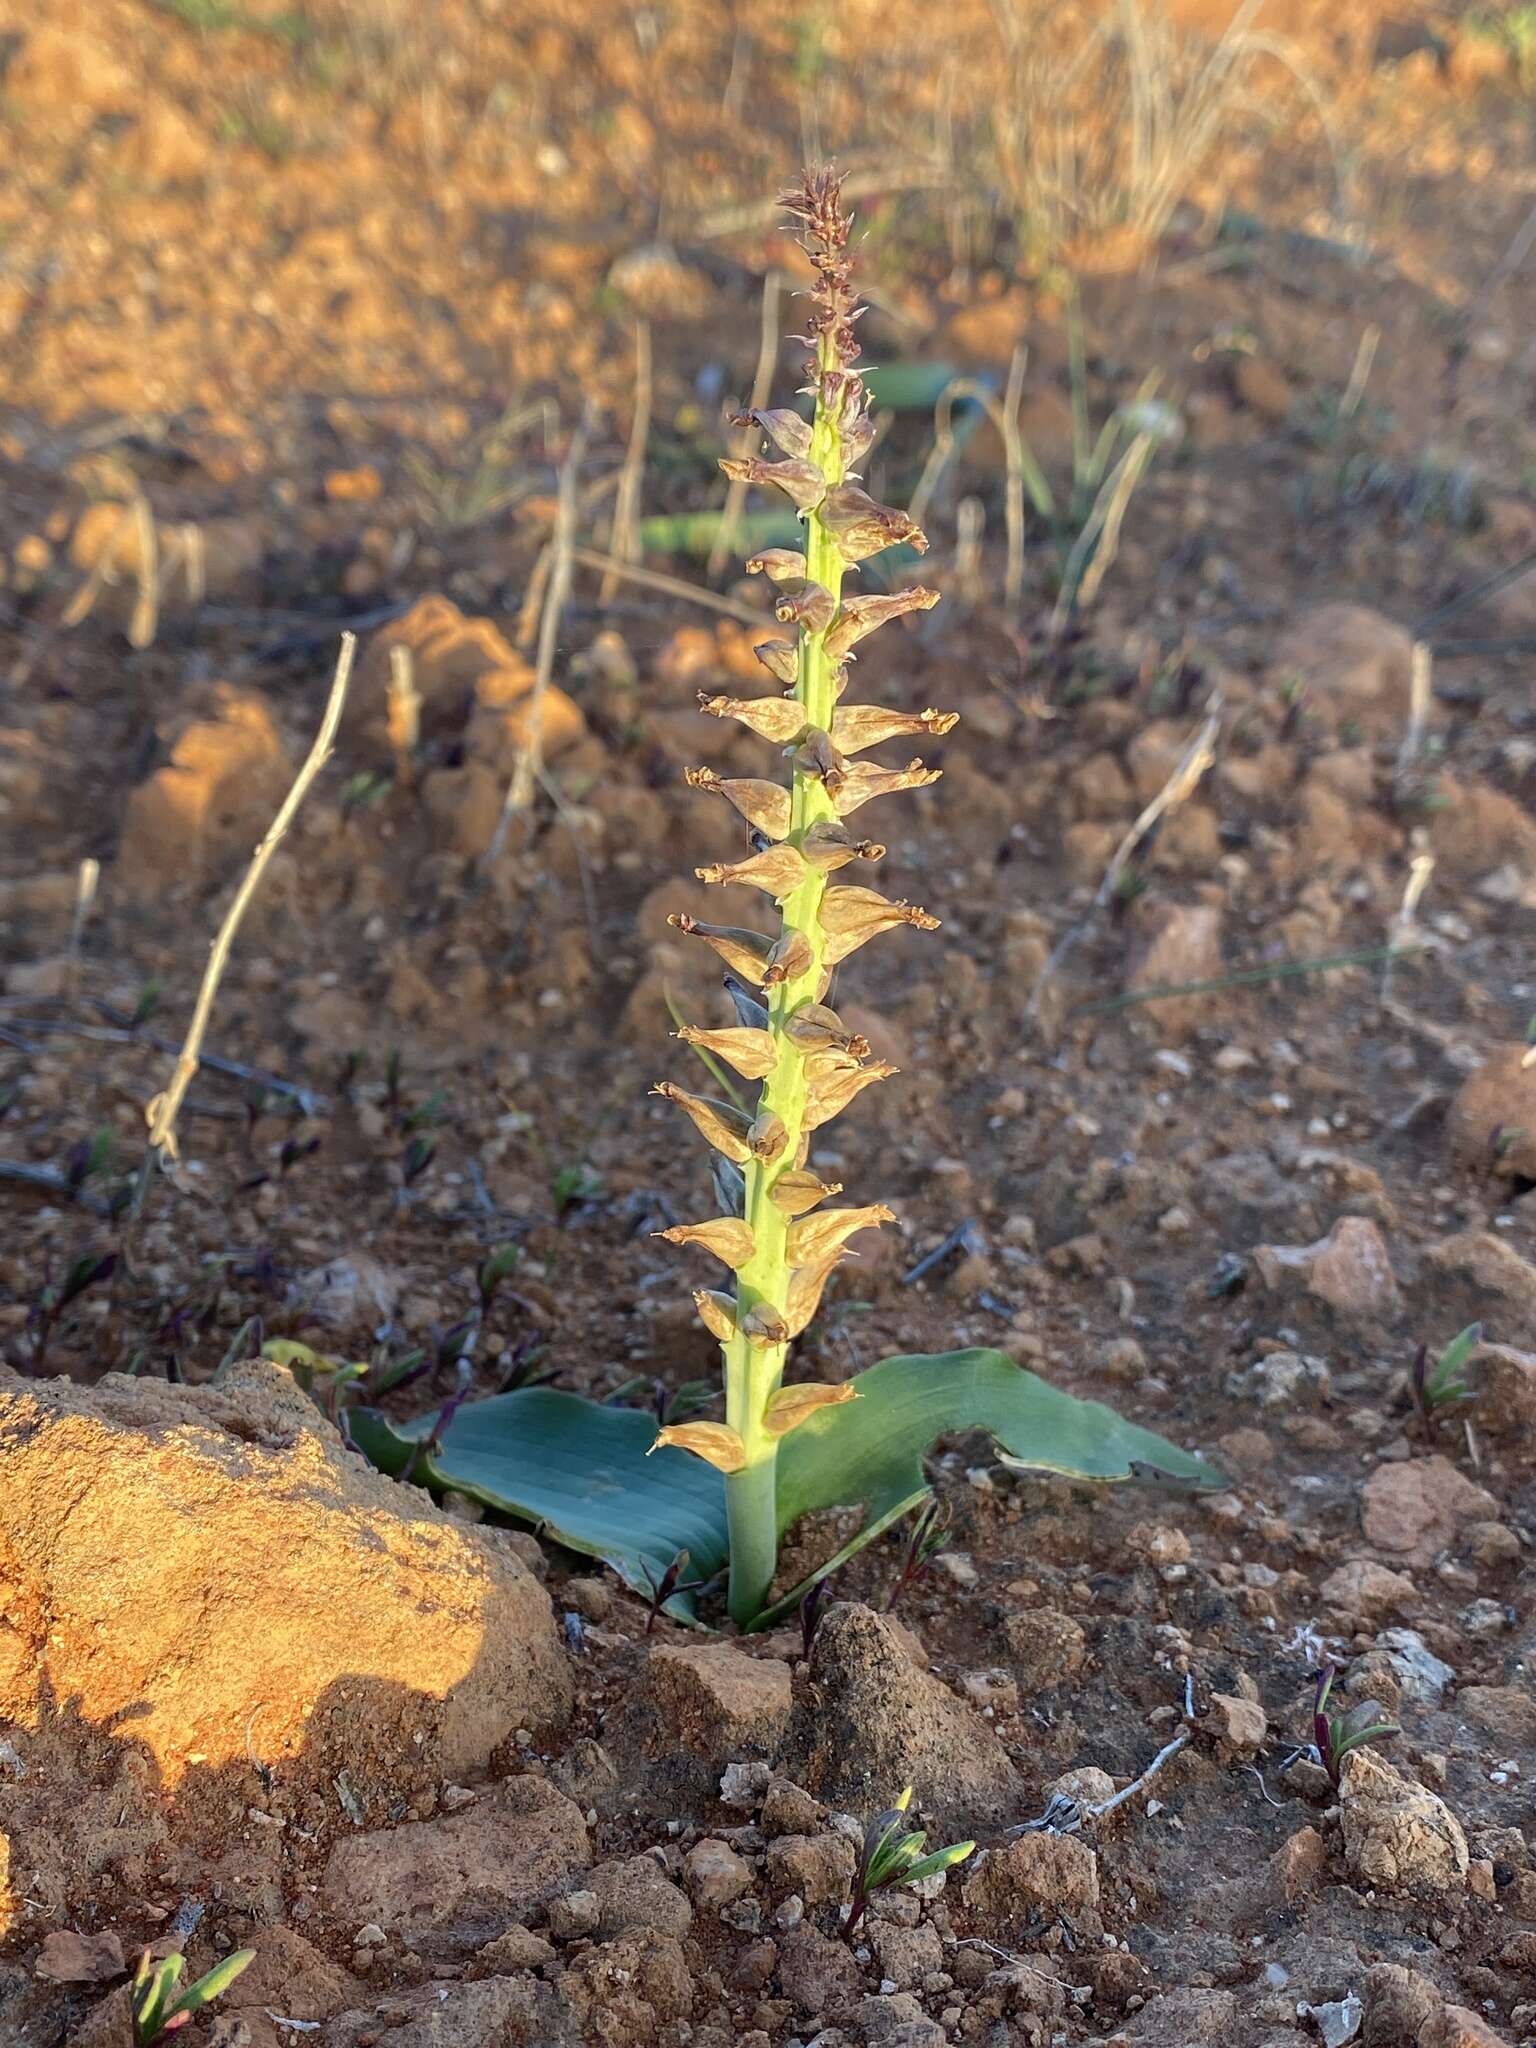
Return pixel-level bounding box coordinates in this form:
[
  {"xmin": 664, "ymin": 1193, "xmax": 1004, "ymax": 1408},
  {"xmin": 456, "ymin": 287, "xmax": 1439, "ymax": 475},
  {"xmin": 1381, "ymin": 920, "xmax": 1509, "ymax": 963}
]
[
  {"xmin": 143, "ymin": 633, "xmax": 356, "ymax": 1166},
  {"xmin": 488, "ymin": 404, "xmax": 598, "ymax": 866}
]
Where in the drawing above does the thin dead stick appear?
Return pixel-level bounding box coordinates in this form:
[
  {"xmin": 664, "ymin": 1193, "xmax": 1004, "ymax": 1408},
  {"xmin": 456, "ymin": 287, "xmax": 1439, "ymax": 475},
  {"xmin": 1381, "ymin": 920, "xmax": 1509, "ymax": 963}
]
[
  {"xmin": 570, "ymin": 548, "xmax": 765, "ymax": 627},
  {"xmin": 143, "ymin": 633, "xmax": 356, "ymax": 1167},
  {"xmin": 66, "ymin": 859, "xmax": 99, "ymax": 995},
  {"xmin": 0, "ymin": 1160, "xmax": 114, "ymax": 1217},
  {"xmin": 1087, "ymin": 1731, "xmax": 1191, "ymax": 1820},
  {"xmin": 1393, "ymin": 640, "xmax": 1432, "ymax": 786},
  {"xmin": 1382, "ymin": 847, "xmax": 1434, "ymax": 1004},
  {"xmin": 387, "ymin": 644, "xmax": 420, "ymax": 789},
  {"xmin": 1028, "ymin": 696, "xmax": 1220, "ymax": 1019},
  {"xmin": 1055, "ymin": 431, "xmax": 1156, "ymax": 631},
  {"xmin": 1001, "ymin": 344, "xmax": 1027, "ymax": 619},
  {"xmin": 488, "ymin": 404, "xmax": 598, "ymax": 867},
  {"xmin": 60, "ymin": 502, "xmax": 135, "ymax": 629},
  {"xmin": 954, "ymin": 497, "xmax": 985, "ymax": 606},
  {"xmin": 535, "ymin": 764, "xmax": 599, "ymax": 943},
  {"xmin": 1339, "ymin": 322, "xmax": 1380, "ymax": 420},
  {"xmin": 602, "ymin": 319, "xmax": 652, "ymax": 603},
  {"xmin": 517, "ymin": 471, "xmax": 619, "ymax": 648},
  {"xmin": 127, "ymin": 494, "xmax": 160, "ymax": 649},
  {"xmin": 709, "ymin": 271, "xmax": 784, "ymax": 582}
]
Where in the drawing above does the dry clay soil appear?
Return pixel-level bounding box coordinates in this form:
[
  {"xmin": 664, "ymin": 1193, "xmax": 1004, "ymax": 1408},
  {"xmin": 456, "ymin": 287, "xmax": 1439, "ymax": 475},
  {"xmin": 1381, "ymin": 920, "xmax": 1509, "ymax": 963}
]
[{"xmin": 1, "ymin": 1, "xmax": 1536, "ymax": 2044}]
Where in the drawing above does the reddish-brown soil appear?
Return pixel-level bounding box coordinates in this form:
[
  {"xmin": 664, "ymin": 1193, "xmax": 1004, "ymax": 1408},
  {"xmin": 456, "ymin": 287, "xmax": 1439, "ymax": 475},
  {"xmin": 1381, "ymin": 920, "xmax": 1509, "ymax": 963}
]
[{"xmin": 1, "ymin": 1, "xmax": 1534, "ymax": 2043}]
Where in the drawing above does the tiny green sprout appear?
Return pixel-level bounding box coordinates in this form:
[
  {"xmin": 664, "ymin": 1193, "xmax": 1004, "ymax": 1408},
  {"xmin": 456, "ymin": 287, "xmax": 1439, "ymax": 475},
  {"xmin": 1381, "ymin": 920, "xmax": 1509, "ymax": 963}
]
[
  {"xmin": 402, "ymin": 1086, "xmax": 448, "ymax": 1135},
  {"xmin": 477, "ymin": 1242, "xmax": 521, "ymax": 1312},
  {"xmin": 1312, "ymin": 1663, "xmax": 1398, "ymax": 1790},
  {"xmin": 552, "ymin": 1160, "xmax": 604, "ymax": 1216},
  {"xmin": 63, "ymin": 1126, "xmax": 115, "ymax": 1196},
  {"xmin": 401, "ymin": 1133, "xmax": 436, "ymax": 1187},
  {"xmin": 32, "ymin": 1250, "xmax": 118, "ymax": 1372},
  {"xmin": 129, "ymin": 975, "xmax": 164, "ymax": 1031},
  {"xmin": 131, "ymin": 1946, "xmax": 255, "ymax": 2045},
  {"xmin": 845, "ymin": 1788, "xmax": 974, "ymax": 1942},
  {"xmin": 1409, "ymin": 1321, "xmax": 1481, "ymax": 1435}
]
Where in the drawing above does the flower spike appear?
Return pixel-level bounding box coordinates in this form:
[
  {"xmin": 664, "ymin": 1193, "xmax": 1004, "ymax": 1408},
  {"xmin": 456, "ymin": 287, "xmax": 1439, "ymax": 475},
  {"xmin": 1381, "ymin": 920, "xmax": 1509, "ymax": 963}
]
[{"xmin": 654, "ymin": 165, "xmax": 952, "ymax": 1628}]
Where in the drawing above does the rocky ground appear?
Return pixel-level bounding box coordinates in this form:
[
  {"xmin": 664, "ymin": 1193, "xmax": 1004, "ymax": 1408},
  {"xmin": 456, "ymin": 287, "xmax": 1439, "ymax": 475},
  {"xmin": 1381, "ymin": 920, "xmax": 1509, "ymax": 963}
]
[{"xmin": 2, "ymin": 0, "xmax": 1536, "ymax": 2044}]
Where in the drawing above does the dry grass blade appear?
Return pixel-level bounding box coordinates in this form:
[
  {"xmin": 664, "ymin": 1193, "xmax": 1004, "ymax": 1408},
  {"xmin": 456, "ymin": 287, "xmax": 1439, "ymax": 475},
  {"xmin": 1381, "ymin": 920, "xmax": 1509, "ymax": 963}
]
[
  {"xmin": 709, "ymin": 271, "xmax": 784, "ymax": 582},
  {"xmin": 144, "ymin": 632, "xmax": 357, "ymax": 1167},
  {"xmin": 1027, "ymin": 694, "xmax": 1220, "ymax": 1023},
  {"xmin": 1393, "ymin": 641, "xmax": 1433, "ymax": 788},
  {"xmin": 1049, "ymin": 428, "xmax": 1157, "ymax": 636},
  {"xmin": 488, "ymin": 402, "xmax": 599, "ymax": 866},
  {"xmin": 602, "ymin": 319, "xmax": 653, "ymax": 604},
  {"xmin": 570, "ymin": 548, "xmax": 765, "ymax": 628}
]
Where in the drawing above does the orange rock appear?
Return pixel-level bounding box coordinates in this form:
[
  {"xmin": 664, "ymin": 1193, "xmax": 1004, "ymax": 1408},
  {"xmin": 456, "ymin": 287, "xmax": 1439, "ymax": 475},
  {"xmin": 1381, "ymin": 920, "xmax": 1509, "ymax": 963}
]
[
  {"xmin": 1447, "ymin": 1043, "xmax": 1536, "ymax": 1179},
  {"xmin": 1267, "ymin": 602, "xmax": 1416, "ymax": 735},
  {"xmin": 466, "ymin": 686, "xmax": 587, "ymax": 773},
  {"xmin": 350, "ymin": 596, "xmax": 533, "ymax": 758},
  {"xmin": 324, "ymin": 464, "xmax": 384, "ymax": 503},
  {"xmin": 117, "ymin": 685, "xmax": 293, "ymax": 894}
]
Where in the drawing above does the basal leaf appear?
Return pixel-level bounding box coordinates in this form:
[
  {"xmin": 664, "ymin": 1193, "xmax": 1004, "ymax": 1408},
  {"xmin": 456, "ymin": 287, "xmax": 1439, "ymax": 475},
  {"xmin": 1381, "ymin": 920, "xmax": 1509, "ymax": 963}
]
[{"xmin": 349, "ymin": 1349, "xmax": 1221, "ymax": 1627}]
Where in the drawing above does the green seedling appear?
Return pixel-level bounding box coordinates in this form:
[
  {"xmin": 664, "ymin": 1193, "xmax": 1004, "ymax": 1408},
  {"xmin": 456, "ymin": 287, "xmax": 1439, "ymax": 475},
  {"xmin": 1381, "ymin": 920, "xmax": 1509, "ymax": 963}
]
[
  {"xmin": 476, "ymin": 1243, "xmax": 522, "ymax": 1312},
  {"xmin": 62, "ymin": 1126, "xmax": 114, "ymax": 1196},
  {"xmin": 552, "ymin": 1160, "xmax": 604, "ymax": 1216},
  {"xmin": 32, "ymin": 1251, "xmax": 117, "ymax": 1372},
  {"xmin": 1312, "ymin": 1663, "xmax": 1398, "ymax": 1789},
  {"xmin": 1409, "ymin": 1321, "xmax": 1480, "ymax": 1435},
  {"xmin": 131, "ymin": 1945, "xmax": 255, "ymax": 2044},
  {"xmin": 401, "ymin": 1133, "xmax": 436, "ymax": 1187},
  {"xmin": 348, "ymin": 165, "xmax": 1222, "ymax": 1629},
  {"xmin": 844, "ymin": 1788, "xmax": 974, "ymax": 1941},
  {"xmin": 265, "ymin": 1338, "xmax": 370, "ymax": 1419}
]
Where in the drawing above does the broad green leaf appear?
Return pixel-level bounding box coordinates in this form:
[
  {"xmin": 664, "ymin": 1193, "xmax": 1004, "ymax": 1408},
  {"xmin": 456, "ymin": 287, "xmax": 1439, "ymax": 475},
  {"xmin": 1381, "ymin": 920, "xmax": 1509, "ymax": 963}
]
[
  {"xmin": 901, "ymin": 1841, "xmax": 976, "ymax": 1885},
  {"xmin": 172, "ymin": 1950, "xmax": 255, "ymax": 2019},
  {"xmin": 348, "ymin": 1348, "xmax": 1222, "ymax": 1627},
  {"xmin": 347, "ymin": 1392, "xmax": 729, "ymax": 1621}
]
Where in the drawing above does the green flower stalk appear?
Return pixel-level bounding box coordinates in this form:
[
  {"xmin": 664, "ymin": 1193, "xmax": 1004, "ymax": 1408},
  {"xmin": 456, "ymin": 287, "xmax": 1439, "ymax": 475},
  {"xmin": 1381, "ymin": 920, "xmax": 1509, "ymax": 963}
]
[{"xmin": 654, "ymin": 166, "xmax": 953, "ymax": 1625}]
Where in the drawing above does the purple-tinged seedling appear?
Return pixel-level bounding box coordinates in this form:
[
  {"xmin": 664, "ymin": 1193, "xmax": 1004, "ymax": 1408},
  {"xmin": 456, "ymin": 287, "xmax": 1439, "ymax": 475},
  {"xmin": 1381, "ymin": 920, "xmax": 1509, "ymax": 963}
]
[
  {"xmin": 1312, "ymin": 1662, "xmax": 1398, "ymax": 1789},
  {"xmin": 31, "ymin": 1250, "xmax": 117, "ymax": 1372},
  {"xmin": 843, "ymin": 1788, "xmax": 973, "ymax": 1942},
  {"xmin": 885, "ymin": 1496, "xmax": 950, "ymax": 1612},
  {"xmin": 640, "ymin": 1548, "xmax": 709, "ymax": 1633},
  {"xmin": 800, "ymin": 1570, "xmax": 837, "ymax": 1660}
]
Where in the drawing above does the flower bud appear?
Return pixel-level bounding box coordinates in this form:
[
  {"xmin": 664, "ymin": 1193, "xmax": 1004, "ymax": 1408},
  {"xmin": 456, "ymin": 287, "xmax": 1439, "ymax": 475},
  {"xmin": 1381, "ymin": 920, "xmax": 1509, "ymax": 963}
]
[
  {"xmin": 732, "ymin": 407, "xmax": 814, "ymax": 460},
  {"xmin": 717, "ymin": 455, "xmax": 826, "ymax": 514},
  {"xmin": 675, "ymin": 1022, "xmax": 778, "ymax": 1079},
  {"xmin": 741, "ymin": 1303, "xmax": 791, "ymax": 1348},
  {"xmin": 667, "ymin": 914, "xmax": 775, "ymax": 984},
  {"xmin": 786, "ymin": 1202, "xmax": 895, "ymax": 1266},
  {"xmin": 819, "ymin": 885, "xmax": 941, "ymax": 964},
  {"xmin": 748, "ymin": 1110, "xmax": 789, "ymax": 1162},
  {"xmin": 769, "ymin": 1167, "xmax": 844, "ymax": 1216},
  {"xmin": 763, "ymin": 1381, "xmax": 859, "ymax": 1437},
  {"xmin": 683, "ymin": 766, "xmax": 791, "ymax": 839},
  {"xmin": 696, "ymin": 843, "xmax": 809, "ymax": 900},
  {"xmin": 825, "ymin": 587, "xmax": 941, "ymax": 659},
  {"xmin": 698, "ymin": 693, "xmax": 808, "ymax": 745},
  {"xmin": 652, "ymin": 1080, "xmax": 759, "ymax": 1162},
  {"xmin": 819, "ymin": 485, "xmax": 929, "ymax": 563},
  {"xmin": 783, "ymin": 1001, "xmax": 870, "ymax": 1057},
  {"xmin": 790, "ymin": 728, "xmax": 847, "ymax": 794},
  {"xmin": 652, "ymin": 1420, "xmax": 748, "ymax": 1473},
  {"xmin": 800, "ymin": 820, "xmax": 886, "ymax": 871},
  {"xmin": 784, "ymin": 1250, "xmax": 843, "ymax": 1336},
  {"xmin": 773, "ymin": 580, "xmax": 838, "ymax": 634},
  {"xmin": 761, "ymin": 928, "xmax": 815, "ymax": 987},
  {"xmin": 693, "ymin": 1289, "xmax": 739, "ymax": 1342},
  {"xmin": 830, "ymin": 703, "xmax": 959, "ymax": 753},
  {"xmin": 745, "ymin": 547, "xmax": 808, "ymax": 581},
  {"xmin": 832, "ymin": 757, "xmax": 943, "ymax": 817},
  {"xmin": 754, "ymin": 640, "xmax": 800, "ymax": 686},
  {"xmin": 658, "ymin": 1217, "xmax": 758, "ymax": 1268},
  {"xmin": 803, "ymin": 1058, "xmax": 899, "ymax": 1130}
]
